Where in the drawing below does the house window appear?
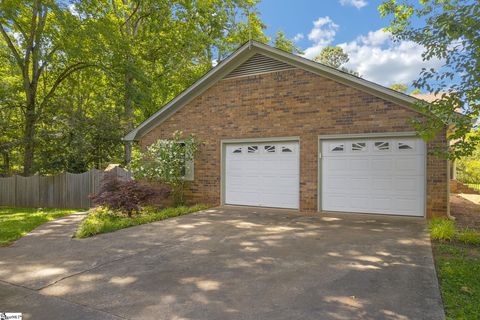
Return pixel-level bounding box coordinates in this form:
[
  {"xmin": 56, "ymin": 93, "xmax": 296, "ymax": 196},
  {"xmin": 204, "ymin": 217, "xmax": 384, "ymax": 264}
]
[
  {"xmin": 374, "ymin": 141, "xmax": 390, "ymax": 151},
  {"xmin": 232, "ymin": 147, "xmax": 243, "ymax": 154},
  {"xmin": 330, "ymin": 143, "xmax": 344, "ymax": 152},
  {"xmin": 352, "ymin": 142, "xmax": 367, "ymax": 152},
  {"xmin": 281, "ymin": 146, "xmax": 293, "ymax": 153},
  {"xmin": 398, "ymin": 142, "xmax": 414, "ymax": 150},
  {"xmin": 248, "ymin": 145, "xmax": 259, "ymax": 153},
  {"xmin": 177, "ymin": 142, "xmax": 194, "ymax": 181},
  {"xmin": 264, "ymin": 145, "xmax": 276, "ymax": 153}
]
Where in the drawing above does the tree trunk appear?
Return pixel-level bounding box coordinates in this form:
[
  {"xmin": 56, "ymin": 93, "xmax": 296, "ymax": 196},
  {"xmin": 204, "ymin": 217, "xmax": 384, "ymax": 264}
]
[
  {"xmin": 1, "ymin": 150, "xmax": 10, "ymax": 176},
  {"xmin": 124, "ymin": 67, "xmax": 134, "ymax": 164},
  {"xmin": 22, "ymin": 95, "xmax": 36, "ymax": 176}
]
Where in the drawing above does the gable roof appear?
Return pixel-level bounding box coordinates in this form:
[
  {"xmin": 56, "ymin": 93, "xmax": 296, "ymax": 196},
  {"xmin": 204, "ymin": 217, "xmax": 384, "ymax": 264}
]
[{"xmin": 124, "ymin": 40, "xmax": 424, "ymax": 141}]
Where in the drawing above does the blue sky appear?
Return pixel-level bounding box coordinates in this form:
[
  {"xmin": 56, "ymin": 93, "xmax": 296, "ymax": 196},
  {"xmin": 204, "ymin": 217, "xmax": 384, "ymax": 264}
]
[
  {"xmin": 258, "ymin": 0, "xmax": 386, "ymax": 47},
  {"xmin": 256, "ymin": 0, "xmax": 443, "ymax": 90}
]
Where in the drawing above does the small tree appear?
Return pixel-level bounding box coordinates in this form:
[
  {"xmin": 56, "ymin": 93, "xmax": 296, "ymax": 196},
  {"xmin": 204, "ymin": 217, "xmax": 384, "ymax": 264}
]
[
  {"xmin": 91, "ymin": 174, "xmax": 170, "ymax": 217},
  {"xmin": 130, "ymin": 131, "xmax": 200, "ymax": 205}
]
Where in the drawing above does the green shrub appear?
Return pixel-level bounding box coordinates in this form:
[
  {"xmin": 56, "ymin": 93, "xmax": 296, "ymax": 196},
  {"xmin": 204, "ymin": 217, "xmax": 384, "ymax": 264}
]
[
  {"xmin": 457, "ymin": 229, "xmax": 480, "ymax": 245},
  {"xmin": 129, "ymin": 131, "xmax": 200, "ymax": 206},
  {"xmin": 430, "ymin": 218, "xmax": 456, "ymax": 241},
  {"xmin": 76, "ymin": 204, "xmax": 209, "ymax": 238}
]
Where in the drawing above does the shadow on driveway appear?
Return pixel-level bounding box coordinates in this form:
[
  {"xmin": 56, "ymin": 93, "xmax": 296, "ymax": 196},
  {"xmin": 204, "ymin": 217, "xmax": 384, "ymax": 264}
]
[{"xmin": 0, "ymin": 206, "xmax": 444, "ymax": 320}]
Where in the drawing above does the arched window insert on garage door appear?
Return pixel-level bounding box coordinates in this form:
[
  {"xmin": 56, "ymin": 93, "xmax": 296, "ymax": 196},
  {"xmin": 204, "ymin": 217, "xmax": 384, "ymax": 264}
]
[
  {"xmin": 352, "ymin": 142, "xmax": 367, "ymax": 152},
  {"xmin": 248, "ymin": 145, "xmax": 259, "ymax": 153},
  {"xmin": 264, "ymin": 145, "xmax": 276, "ymax": 153},
  {"xmin": 398, "ymin": 142, "xmax": 414, "ymax": 150},
  {"xmin": 374, "ymin": 141, "xmax": 390, "ymax": 151},
  {"xmin": 329, "ymin": 143, "xmax": 344, "ymax": 152}
]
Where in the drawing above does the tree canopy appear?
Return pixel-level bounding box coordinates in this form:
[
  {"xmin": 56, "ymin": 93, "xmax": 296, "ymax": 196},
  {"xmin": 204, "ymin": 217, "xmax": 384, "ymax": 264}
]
[
  {"xmin": 380, "ymin": 0, "xmax": 480, "ymax": 159},
  {"xmin": 1, "ymin": 0, "xmax": 298, "ymax": 176}
]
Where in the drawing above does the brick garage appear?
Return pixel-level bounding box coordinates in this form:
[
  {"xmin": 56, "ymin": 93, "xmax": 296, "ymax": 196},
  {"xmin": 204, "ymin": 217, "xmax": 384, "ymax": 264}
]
[{"xmin": 127, "ymin": 41, "xmax": 448, "ymax": 218}]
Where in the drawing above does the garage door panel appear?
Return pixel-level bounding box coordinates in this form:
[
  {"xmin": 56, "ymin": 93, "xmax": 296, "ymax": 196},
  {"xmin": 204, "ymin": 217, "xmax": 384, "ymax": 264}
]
[
  {"xmin": 350, "ymin": 178, "xmax": 370, "ymax": 190},
  {"xmin": 325, "ymin": 158, "xmax": 349, "ymax": 171},
  {"xmin": 395, "ymin": 177, "xmax": 420, "ymax": 192},
  {"xmin": 225, "ymin": 142, "xmax": 299, "ymax": 209},
  {"xmin": 372, "ymin": 178, "xmax": 393, "ymax": 190},
  {"xmin": 324, "ymin": 176, "xmax": 349, "ymax": 191},
  {"xmin": 371, "ymin": 159, "xmax": 394, "ymax": 171},
  {"xmin": 322, "ymin": 137, "xmax": 425, "ymax": 217},
  {"xmin": 350, "ymin": 159, "xmax": 370, "ymax": 170},
  {"xmin": 348, "ymin": 196, "xmax": 370, "ymax": 211},
  {"xmin": 323, "ymin": 194, "xmax": 348, "ymax": 210},
  {"xmin": 395, "ymin": 157, "xmax": 423, "ymax": 172}
]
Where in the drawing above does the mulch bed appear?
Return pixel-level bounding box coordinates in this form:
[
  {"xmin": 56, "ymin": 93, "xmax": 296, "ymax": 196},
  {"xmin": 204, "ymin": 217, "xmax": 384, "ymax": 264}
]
[{"xmin": 450, "ymin": 193, "xmax": 480, "ymax": 230}]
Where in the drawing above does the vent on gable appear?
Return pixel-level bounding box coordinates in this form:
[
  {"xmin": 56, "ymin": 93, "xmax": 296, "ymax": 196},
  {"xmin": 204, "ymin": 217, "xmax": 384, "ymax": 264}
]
[{"xmin": 223, "ymin": 53, "xmax": 296, "ymax": 79}]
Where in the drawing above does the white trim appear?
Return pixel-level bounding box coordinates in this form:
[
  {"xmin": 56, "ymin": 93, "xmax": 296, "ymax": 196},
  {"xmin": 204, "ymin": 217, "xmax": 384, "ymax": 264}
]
[{"xmin": 318, "ymin": 132, "xmax": 418, "ymax": 140}]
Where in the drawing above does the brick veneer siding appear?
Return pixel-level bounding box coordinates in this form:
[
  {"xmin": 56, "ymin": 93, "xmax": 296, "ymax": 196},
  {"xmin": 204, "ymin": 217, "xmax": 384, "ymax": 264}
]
[{"xmin": 140, "ymin": 68, "xmax": 448, "ymax": 218}]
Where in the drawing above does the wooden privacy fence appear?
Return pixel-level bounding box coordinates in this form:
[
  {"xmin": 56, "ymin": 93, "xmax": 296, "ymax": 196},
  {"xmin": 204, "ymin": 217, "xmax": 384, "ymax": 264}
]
[{"xmin": 0, "ymin": 167, "xmax": 131, "ymax": 209}]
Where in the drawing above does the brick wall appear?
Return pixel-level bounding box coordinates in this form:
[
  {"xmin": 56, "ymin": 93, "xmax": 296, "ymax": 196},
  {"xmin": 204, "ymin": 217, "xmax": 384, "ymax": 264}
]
[{"xmin": 140, "ymin": 68, "xmax": 448, "ymax": 218}]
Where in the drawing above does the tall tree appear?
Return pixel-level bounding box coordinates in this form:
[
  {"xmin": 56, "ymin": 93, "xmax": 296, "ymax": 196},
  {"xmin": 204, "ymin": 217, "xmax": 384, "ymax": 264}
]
[
  {"xmin": 0, "ymin": 0, "xmax": 94, "ymax": 175},
  {"xmin": 314, "ymin": 46, "xmax": 349, "ymax": 69},
  {"xmin": 0, "ymin": 0, "xmax": 269, "ymax": 174},
  {"xmin": 313, "ymin": 46, "xmax": 360, "ymax": 76},
  {"xmin": 79, "ymin": 0, "xmax": 266, "ymax": 163},
  {"xmin": 379, "ymin": 0, "xmax": 480, "ymax": 159}
]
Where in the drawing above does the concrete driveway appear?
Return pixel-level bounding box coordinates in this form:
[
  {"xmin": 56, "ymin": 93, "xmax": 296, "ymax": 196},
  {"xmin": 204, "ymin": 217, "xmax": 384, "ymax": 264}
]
[{"xmin": 0, "ymin": 207, "xmax": 444, "ymax": 320}]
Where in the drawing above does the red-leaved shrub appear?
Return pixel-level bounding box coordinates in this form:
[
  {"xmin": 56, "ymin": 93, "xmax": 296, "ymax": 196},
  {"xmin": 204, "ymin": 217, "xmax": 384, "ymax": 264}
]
[{"xmin": 91, "ymin": 174, "xmax": 170, "ymax": 217}]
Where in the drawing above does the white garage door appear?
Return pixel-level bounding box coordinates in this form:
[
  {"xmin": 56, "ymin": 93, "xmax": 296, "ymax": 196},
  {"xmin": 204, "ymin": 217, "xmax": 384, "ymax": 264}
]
[
  {"xmin": 225, "ymin": 142, "xmax": 299, "ymax": 209},
  {"xmin": 321, "ymin": 138, "xmax": 425, "ymax": 216}
]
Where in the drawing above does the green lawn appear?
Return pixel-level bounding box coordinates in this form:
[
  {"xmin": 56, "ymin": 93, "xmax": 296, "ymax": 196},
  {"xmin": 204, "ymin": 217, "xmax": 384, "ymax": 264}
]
[
  {"xmin": 430, "ymin": 218, "xmax": 480, "ymax": 319},
  {"xmin": 433, "ymin": 242, "xmax": 480, "ymax": 320},
  {"xmin": 0, "ymin": 207, "xmax": 80, "ymax": 246},
  {"xmin": 75, "ymin": 204, "xmax": 209, "ymax": 238}
]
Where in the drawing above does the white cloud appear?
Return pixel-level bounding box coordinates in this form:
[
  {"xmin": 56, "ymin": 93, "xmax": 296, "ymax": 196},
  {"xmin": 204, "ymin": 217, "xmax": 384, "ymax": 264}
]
[
  {"xmin": 339, "ymin": 0, "xmax": 368, "ymax": 9},
  {"xmin": 293, "ymin": 33, "xmax": 304, "ymax": 42},
  {"xmin": 303, "ymin": 16, "xmax": 339, "ymax": 59},
  {"xmin": 338, "ymin": 29, "xmax": 444, "ymax": 86}
]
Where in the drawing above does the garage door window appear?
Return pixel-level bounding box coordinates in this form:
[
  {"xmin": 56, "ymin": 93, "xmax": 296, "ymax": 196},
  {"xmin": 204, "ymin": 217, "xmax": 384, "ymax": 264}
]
[
  {"xmin": 265, "ymin": 145, "xmax": 276, "ymax": 153},
  {"xmin": 374, "ymin": 141, "xmax": 390, "ymax": 151},
  {"xmin": 398, "ymin": 142, "xmax": 414, "ymax": 151},
  {"xmin": 281, "ymin": 146, "xmax": 294, "ymax": 153},
  {"xmin": 232, "ymin": 147, "xmax": 243, "ymax": 154},
  {"xmin": 248, "ymin": 146, "xmax": 259, "ymax": 153},
  {"xmin": 330, "ymin": 143, "xmax": 344, "ymax": 152},
  {"xmin": 352, "ymin": 142, "xmax": 367, "ymax": 152}
]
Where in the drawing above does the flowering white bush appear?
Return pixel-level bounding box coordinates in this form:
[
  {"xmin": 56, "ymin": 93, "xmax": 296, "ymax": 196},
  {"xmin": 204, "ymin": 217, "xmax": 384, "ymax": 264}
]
[{"xmin": 129, "ymin": 131, "xmax": 199, "ymax": 205}]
